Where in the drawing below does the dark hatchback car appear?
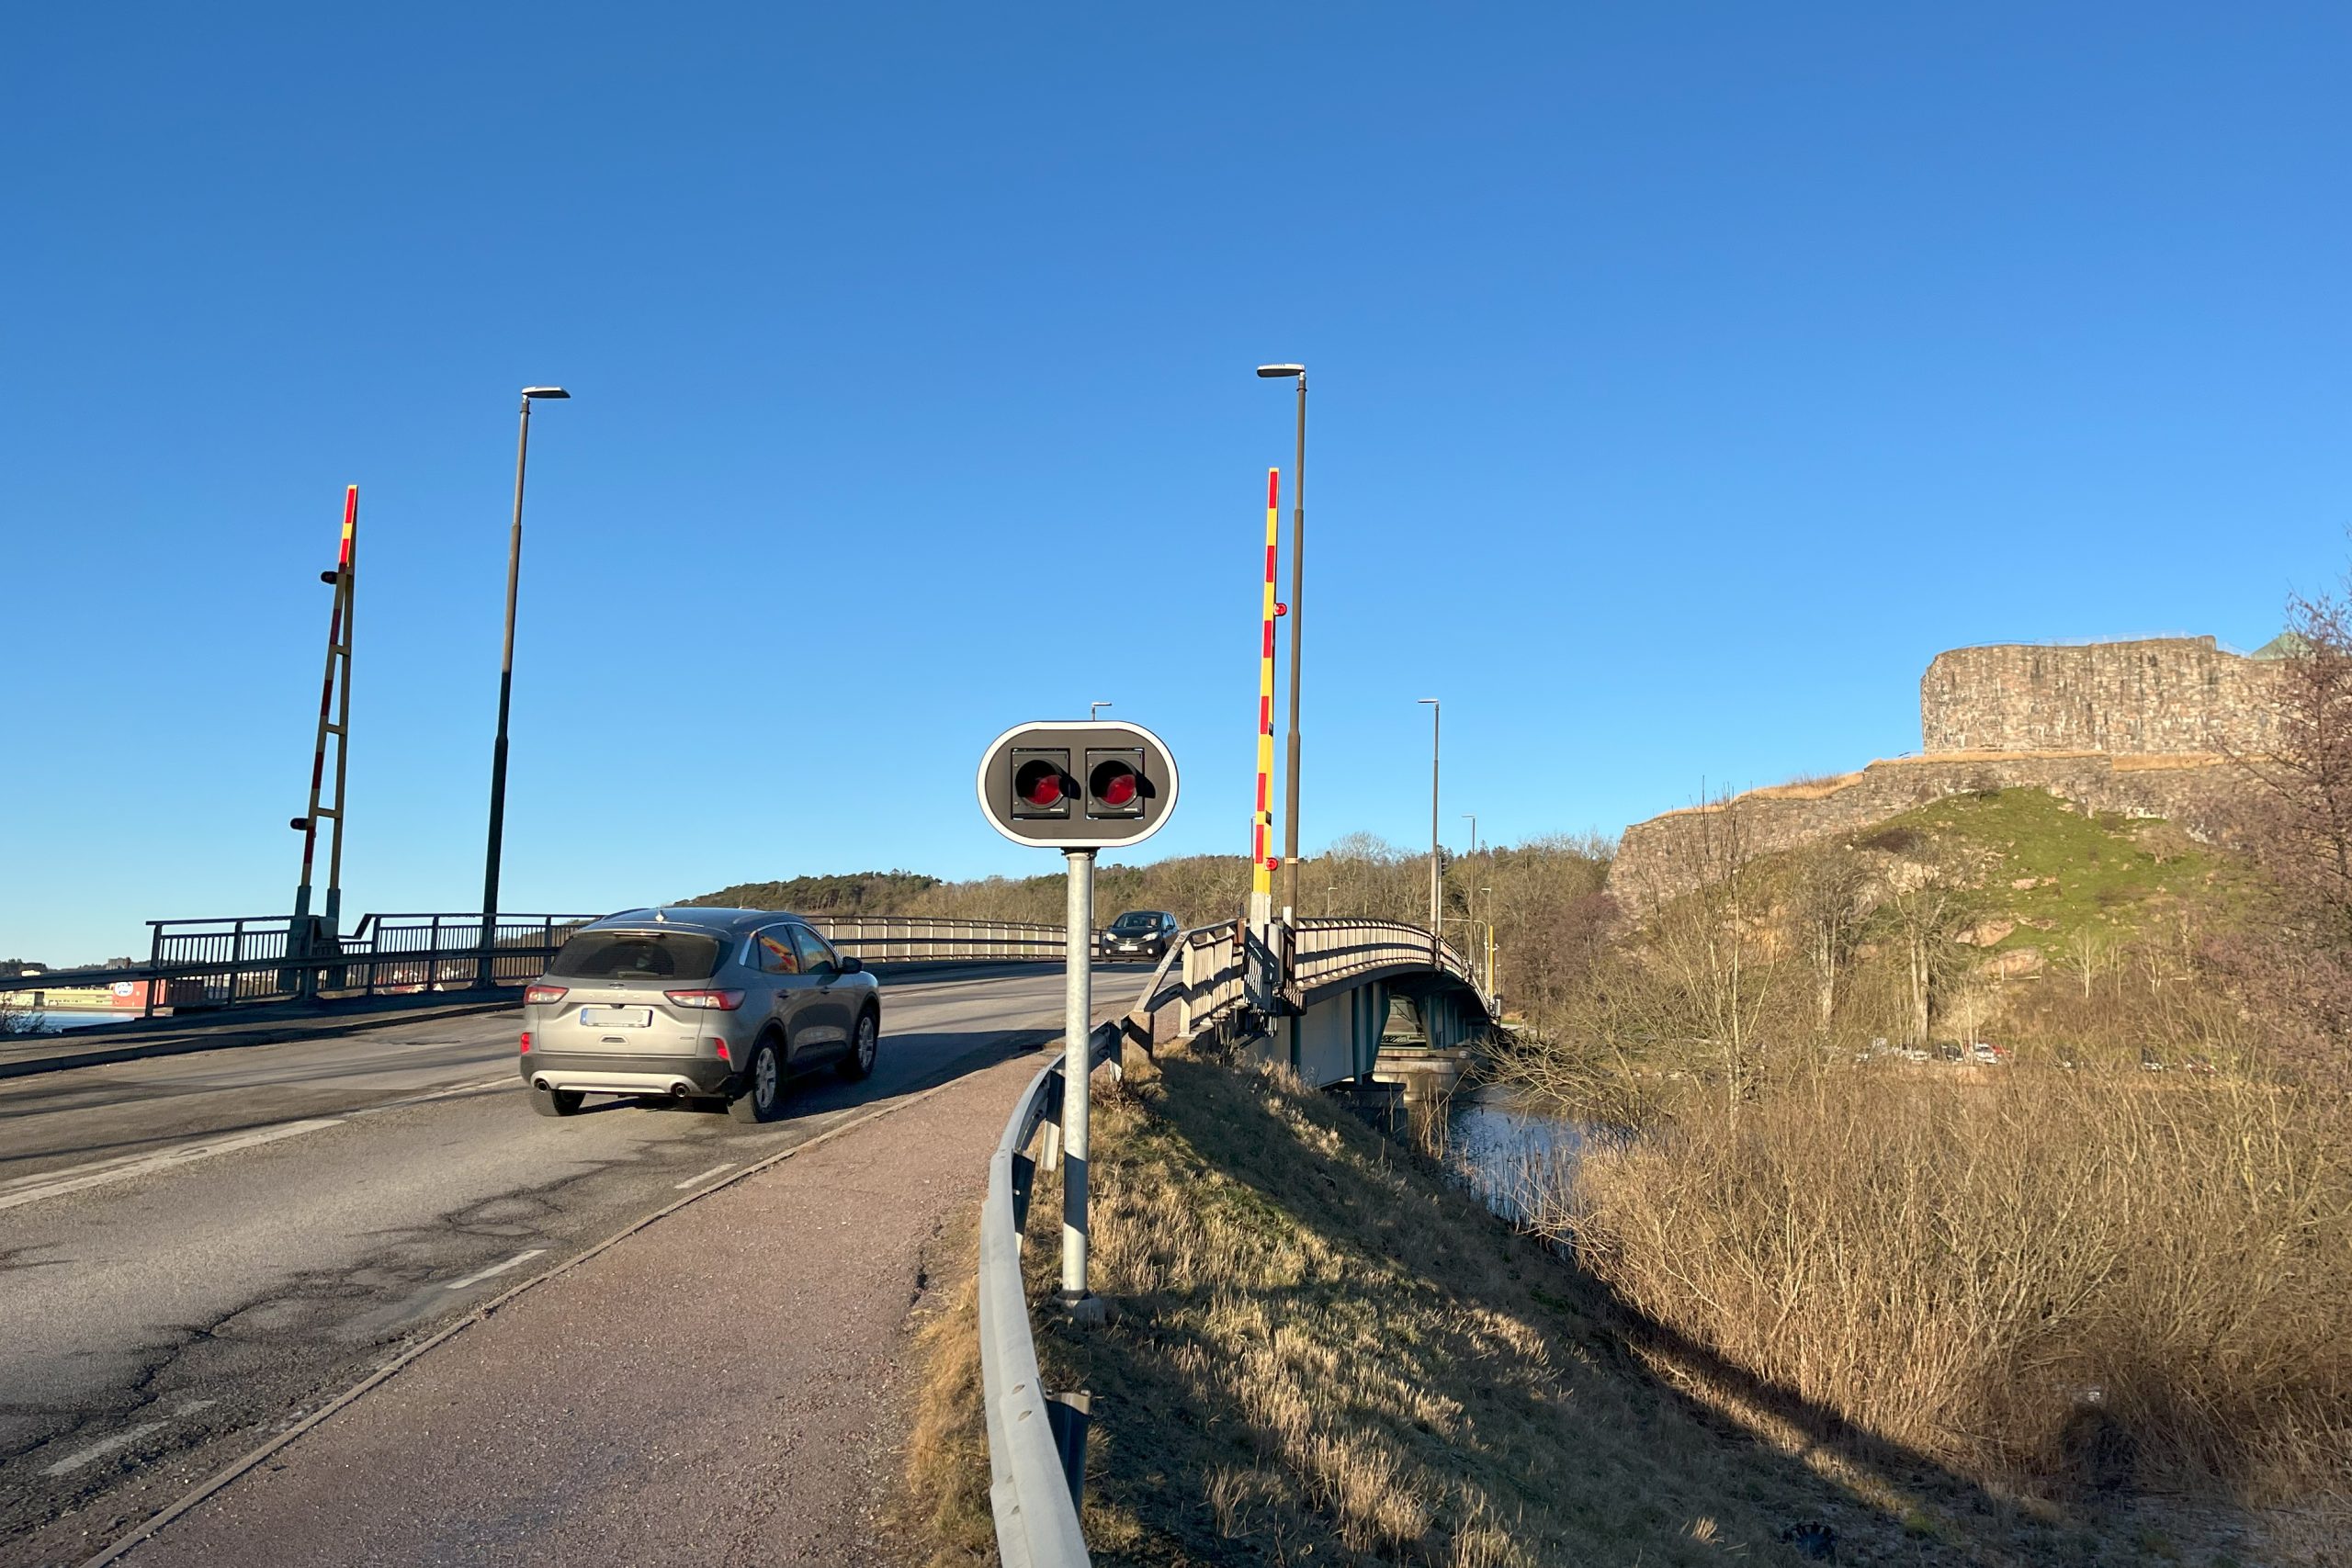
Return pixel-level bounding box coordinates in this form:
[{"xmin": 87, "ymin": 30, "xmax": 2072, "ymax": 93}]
[{"xmin": 1102, "ymin": 909, "xmax": 1180, "ymax": 961}]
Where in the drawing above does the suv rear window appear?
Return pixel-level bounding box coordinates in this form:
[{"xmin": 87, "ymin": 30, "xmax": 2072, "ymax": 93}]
[{"xmin": 549, "ymin": 930, "xmax": 723, "ymax": 980}]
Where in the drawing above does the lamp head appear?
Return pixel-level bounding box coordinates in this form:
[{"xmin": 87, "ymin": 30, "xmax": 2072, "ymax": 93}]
[
  {"xmin": 1256, "ymin": 364, "xmax": 1306, "ymax": 379},
  {"xmin": 522, "ymin": 386, "xmax": 571, "ymax": 400}
]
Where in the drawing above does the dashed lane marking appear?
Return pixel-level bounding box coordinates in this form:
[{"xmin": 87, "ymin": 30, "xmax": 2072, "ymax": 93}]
[
  {"xmin": 44, "ymin": 1402, "xmax": 217, "ymax": 1477},
  {"xmin": 442, "ymin": 1249, "xmax": 546, "ymax": 1292},
  {"xmin": 0, "ymin": 1122, "xmax": 345, "ymax": 1213},
  {"xmin": 347, "ymin": 1077, "xmax": 514, "ymax": 1117},
  {"xmin": 673, "ymin": 1163, "xmax": 737, "ymax": 1190}
]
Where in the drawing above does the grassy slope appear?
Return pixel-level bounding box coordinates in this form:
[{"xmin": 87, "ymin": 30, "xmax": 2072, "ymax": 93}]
[
  {"xmin": 907, "ymin": 1048, "xmax": 2073, "ymax": 1568},
  {"xmin": 1848, "ymin": 787, "xmax": 2250, "ymax": 959}
]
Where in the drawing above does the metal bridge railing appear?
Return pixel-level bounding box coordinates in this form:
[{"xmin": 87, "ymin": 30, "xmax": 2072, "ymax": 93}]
[
  {"xmin": 0, "ymin": 910, "xmax": 1087, "ymax": 1021},
  {"xmin": 804, "ymin": 915, "xmax": 1067, "ymax": 964},
  {"xmin": 1290, "ymin": 916, "xmax": 1481, "ymax": 998}
]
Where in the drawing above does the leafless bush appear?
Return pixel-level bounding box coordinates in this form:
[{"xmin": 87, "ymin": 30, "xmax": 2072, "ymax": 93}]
[{"xmin": 1543, "ymin": 1066, "xmax": 2352, "ymax": 1508}]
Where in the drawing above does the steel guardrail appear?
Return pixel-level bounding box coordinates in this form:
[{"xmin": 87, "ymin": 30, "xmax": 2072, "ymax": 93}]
[
  {"xmin": 975, "ymin": 914, "xmax": 1488, "ymax": 1564},
  {"xmin": 978, "ymin": 924, "xmax": 1239, "ymax": 1566}
]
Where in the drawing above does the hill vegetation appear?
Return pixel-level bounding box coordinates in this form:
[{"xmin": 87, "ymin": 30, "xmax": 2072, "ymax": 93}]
[
  {"xmin": 1490, "ymin": 589, "xmax": 2352, "ymax": 1555},
  {"xmin": 684, "ymin": 833, "xmax": 1612, "ymax": 1021}
]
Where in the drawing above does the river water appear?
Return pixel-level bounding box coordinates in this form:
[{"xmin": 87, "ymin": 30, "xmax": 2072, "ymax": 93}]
[{"xmin": 1440, "ymin": 1085, "xmax": 1591, "ymax": 1225}]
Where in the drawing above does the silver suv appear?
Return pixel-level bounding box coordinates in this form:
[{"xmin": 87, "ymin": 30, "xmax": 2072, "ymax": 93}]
[{"xmin": 519, "ymin": 908, "xmax": 881, "ymax": 1124}]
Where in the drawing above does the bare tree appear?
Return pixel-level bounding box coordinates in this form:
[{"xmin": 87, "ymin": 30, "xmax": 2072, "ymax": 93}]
[
  {"xmin": 2058, "ymin": 926, "xmax": 2111, "ymax": 1002},
  {"xmin": 1790, "ymin": 844, "xmax": 1874, "ymax": 1033},
  {"xmin": 1880, "ymin": 858, "xmax": 1971, "ymax": 1050},
  {"xmin": 2215, "ymin": 589, "xmax": 2352, "ymax": 1086}
]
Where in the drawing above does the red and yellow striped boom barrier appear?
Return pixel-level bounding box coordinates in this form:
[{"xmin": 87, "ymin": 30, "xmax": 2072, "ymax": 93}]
[{"xmin": 1253, "ymin": 468, "xmax": 1280, "ymax": 901}]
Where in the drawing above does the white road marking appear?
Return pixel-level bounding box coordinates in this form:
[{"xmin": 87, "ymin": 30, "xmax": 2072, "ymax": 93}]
[
  {"xmin": 348, "ymin": 1077, "xmax": 514, "ymax": 1117},
  {"xmin": 43, "ymin": 1401, "xmax": 216, "ymax": 1476},
  {"xmin": 443, "ymin": 1248, "xmax": 545, "ymax": 1292},
  {"xmin": 672, "ymin": 1162, "xmax": 736, "ymax": 1190},
  {"xmin": 0, "ymin": 1121, "xmax": 345, "ymax": 1213}
]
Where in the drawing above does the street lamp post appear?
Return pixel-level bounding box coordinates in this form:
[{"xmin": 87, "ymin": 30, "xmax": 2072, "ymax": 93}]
[
  {"xmin": 480, "ymin": 385, "xmax": 569, "ymax": 985},
  {"xmin": 1478, "ymin": 885, "xmax": 1495, "ymax": 996},
  {"xmin": 1090, "ymin": 700, "xmax": 1113, "ymax": 721},
  {"xmin": 1461, "ymin": 812, "xmax": 1477, "ymax": 980},
  {"xmin": 1418, "ymin": 698, "xmax": 1440, "ymax": 962},
  {"xmin": 1258, "ymin": 364, "xmax": 1306, "ymax": 919}
]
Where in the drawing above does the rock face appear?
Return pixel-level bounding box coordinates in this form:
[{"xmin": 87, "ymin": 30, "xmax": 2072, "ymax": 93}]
[
  {"xmin": 1610, "ymin": 634, "xmax": 2280, "ymax": 907},
  {"xmin": 1611, "ymin": 751, "xmax": 2253, "ymax": 905},
  {"xmin": 1921, "ymin": 637, "xmax": 2281, "ymax": 756}
]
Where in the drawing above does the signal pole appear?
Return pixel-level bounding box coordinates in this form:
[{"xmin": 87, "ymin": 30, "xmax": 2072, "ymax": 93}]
[
  {"xmin": 1061, "ymin": 846, "xmax": 1093, "ymax": 1299},
  {"xmin": 978, "ymin": 720, "xmax": 1181, "ymax": 1306},
  {"xmin": 290, "ymin": 485, "xmax": 357, "ymax": 983}
]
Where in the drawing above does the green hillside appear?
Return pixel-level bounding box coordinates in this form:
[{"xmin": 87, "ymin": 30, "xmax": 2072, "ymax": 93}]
[{"xmin": 1849, "ymin": 786, "xmax": 2249, "ymax": 961}]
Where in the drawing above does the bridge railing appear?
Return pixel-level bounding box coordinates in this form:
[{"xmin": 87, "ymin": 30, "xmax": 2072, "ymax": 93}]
[
  {"xmin": 1290, "ymin": 916, "xmax": 1481, "ymax": 998},
  {"xmin": 805, "ymin": 914, "xmax": 1067, "ymax": 964},
  {"xmin": 0, "ymin": 913, "xmax": 606, "ymax": 1017},
  {"xmin": 0, "ymin": 909, "xmax": 1091, "ymax": 1021}
]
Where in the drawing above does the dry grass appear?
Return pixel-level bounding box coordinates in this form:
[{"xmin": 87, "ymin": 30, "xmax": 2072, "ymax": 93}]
[
  {"xmin": 989, "ymin": 1046, "xmax": 2073, "ymax": 1566},
  {"xmin": 1549, "ymin": 1065, "xmax": 2352, "ymax": 1560},
  {"xmin": 897, "ymin": 1209, "xmax": 997, "ymax": 1568}
]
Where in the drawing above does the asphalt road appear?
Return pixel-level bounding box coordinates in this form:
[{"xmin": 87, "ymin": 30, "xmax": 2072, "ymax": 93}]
[{"xmin": 0, "ymin": 962, "xmax": 1141, "ymax": 1567}]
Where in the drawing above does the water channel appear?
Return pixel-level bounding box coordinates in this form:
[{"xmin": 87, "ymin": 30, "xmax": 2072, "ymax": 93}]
[{"xmin": 1431, "ymin": 1083, "xmax": 1593, "ymax": 1226}]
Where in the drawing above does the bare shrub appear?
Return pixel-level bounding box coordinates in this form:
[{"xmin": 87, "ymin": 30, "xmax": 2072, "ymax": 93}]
[{"xmin": 1544, "ymin": 1066, "xmax": 2352, "ymax": 1505}]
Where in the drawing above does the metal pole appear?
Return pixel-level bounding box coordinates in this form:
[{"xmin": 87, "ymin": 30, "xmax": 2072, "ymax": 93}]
[
  {"xmin": 1062, "ymin": 847, "xmax": 1095, "ymax": 1301},
  {"xmin": 1280, "ymin": 371, "xmax": 1306, "ymax": 920},
  {"xmin": 481, "ymin": 395, "xmax": 532, "ymax": 985},
  {"xmin": 1423, "ymin": 700, "xmax": 1441, "ymax": 960},
  {"xmin": 325, "ymin": 488, "xmax": 356, "ymax": 937}
]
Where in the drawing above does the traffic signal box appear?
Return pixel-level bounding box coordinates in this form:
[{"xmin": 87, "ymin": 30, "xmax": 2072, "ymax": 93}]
[{"xmin": 978, "ymin": 722, "xmax": 1180, "ymax": 850}]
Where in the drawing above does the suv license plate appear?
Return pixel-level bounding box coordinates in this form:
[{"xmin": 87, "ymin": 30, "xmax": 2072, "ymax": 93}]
[{"xmin": 579, "ymin": 1006, "xmax": 653, "ymax": 1028}]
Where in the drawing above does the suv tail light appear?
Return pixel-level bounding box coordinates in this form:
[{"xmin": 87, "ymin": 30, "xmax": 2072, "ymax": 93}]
[
  {"xmin": 525, "ymin": 984, "xmax": 568, "ymax": 1006},
  {"xmin": 666, "ymin": 988, "xmax": 745, "ymax": 1011},
  {"xmin": 519, "ymin": 1032, "xmax": 532, "ymax": 1053}
]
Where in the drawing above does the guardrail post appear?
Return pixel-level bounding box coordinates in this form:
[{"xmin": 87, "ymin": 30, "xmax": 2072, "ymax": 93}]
[{"xmin": 1046, "ymin": 1392, "xmax": 1092, "ymax": 1511}]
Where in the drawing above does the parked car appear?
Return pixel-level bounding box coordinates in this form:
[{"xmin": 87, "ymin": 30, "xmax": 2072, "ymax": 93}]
[
  {"xmin": 1102, "ymin": 909, "xmax": 1181, "ymax": 961},
  {"xmin": 518, "ymin": 908, "xmax": 880, "ymax": 1124},
  {"xmin": 1966, "ymin": 1041, "xmax": 2010, "ymax": 1065}
]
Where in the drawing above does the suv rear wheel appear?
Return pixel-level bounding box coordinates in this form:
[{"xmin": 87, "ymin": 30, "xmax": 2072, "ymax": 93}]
[
  {"xmin": 529, "ymin": 1085, "xmax": 585, "ymax": 1118},
  {"xmin": 837, "ymin": 1008, "xmax": 879, "ymax": 1081},
  {"xmin": 729, "ymin": 1035, "xmax": 787, "ymax": 1124}
]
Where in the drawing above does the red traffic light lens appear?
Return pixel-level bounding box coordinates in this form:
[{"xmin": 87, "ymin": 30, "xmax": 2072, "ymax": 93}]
[
  {"xmin": 1087, "ymin": 753, "xmax": 1145, "ymax": 817},
  {"xmin": 1016, "ymin": 761, "xmax": 1065, "ymax": 807}
]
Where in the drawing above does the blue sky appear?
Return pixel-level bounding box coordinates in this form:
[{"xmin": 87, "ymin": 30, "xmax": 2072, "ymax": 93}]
[{"xmin": 6, "ymin": 4, "xmax": 2346, "ymax": 962}]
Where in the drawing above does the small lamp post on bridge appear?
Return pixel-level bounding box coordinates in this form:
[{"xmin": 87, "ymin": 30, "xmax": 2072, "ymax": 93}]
[{"xmin": 1419, "ymin": 697, "xmax": 1441, "ymax": 965}]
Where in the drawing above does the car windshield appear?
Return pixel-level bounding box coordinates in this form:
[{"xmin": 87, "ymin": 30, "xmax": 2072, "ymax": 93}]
[
  {"xmin": 1110, "ymin": 913, "xmax": 1162, "ymax": 931},
  {"xmin": 548, "ymin": 930, "xmax": 723, "ymax": 980}
]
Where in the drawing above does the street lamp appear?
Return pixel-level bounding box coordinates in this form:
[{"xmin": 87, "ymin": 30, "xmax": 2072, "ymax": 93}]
[
  {"xmin": 1258, "ymin": 363, "xmax": 1306, "ymax": 919},
  {"xmin": 1479, "ymin": 885, "xmax": 1495, "ymax": 994},
  {"xmin": 1418, "ymin": 698, "xmax": 1440, "ymax": 958},
  {"xmin": 480, "ymin": 385, "xmax": 569, "ymax": 984},
  {"xmin": 1090, "ymin": 700, "xmax": 1113, "ymax": 720}
]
